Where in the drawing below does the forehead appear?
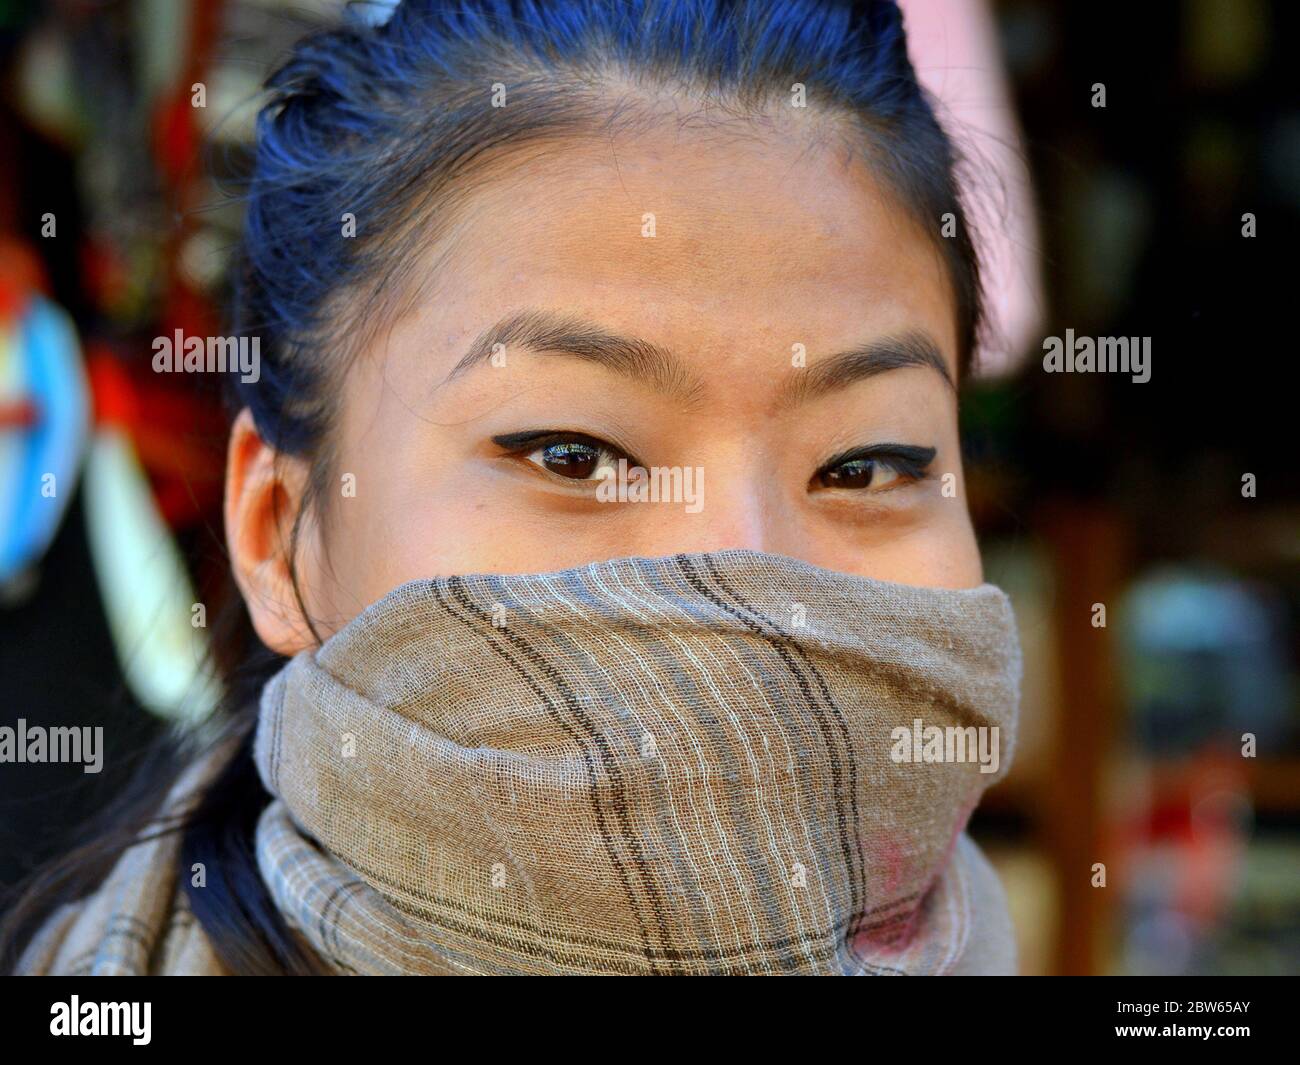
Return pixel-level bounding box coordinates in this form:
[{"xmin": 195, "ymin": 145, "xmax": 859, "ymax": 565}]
[{"xmin": 414, "ymin": 120, "xmax": 958, "ymax": 383}]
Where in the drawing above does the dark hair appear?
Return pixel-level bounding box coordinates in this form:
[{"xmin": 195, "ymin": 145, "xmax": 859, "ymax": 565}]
[{"xmin": 2, "ymin": 0, "xmax": 982, "ymax": 974}]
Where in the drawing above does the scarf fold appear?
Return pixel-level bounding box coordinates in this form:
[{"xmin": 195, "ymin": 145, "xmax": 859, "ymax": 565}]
[{"xmin": 251, "ymin": 549, "xmax": 1022, "ymax": 975}]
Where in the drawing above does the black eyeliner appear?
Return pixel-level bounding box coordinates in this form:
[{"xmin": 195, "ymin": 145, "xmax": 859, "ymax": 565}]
[
  {"xmin": 491, "ymin": 429, "xmax": 644, "ymax": 467},
  {"xmin": 491, "ymin": 429, "xmax": 581, "ymax": 450},
  {"xmin": 820, "ymin": 443, "xmax": 937, "ymax": 476}
]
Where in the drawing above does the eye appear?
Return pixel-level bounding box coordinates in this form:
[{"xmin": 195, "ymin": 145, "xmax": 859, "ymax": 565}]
[
  {"xmin": 527, "ymin": 439, "xmax": 620, "ymax": 480},
  {"xmin": 817, "ymin": 458, "xmax": 899, "ymax": 490},
  {"xmin": 492, "ymin": 430, "xmax": 634, "ymax": 482},
  {"xmin": 814, "ymin": 444, "xmax": 936, "ymax": 492}
]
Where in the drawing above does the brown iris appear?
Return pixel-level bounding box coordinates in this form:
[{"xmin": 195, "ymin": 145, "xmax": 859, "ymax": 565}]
[
  {"xmin": 540, "ymin": 441, "xmax": 601, "ymax": 479},
  {"xmin": 818, "ymin": 458, "xmax": 874, "ymax": 489}
]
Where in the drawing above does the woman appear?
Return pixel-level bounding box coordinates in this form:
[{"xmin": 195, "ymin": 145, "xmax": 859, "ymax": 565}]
[{"xmin": 4, "ymin": 0, "xmax": 1022, "ymax": 975}]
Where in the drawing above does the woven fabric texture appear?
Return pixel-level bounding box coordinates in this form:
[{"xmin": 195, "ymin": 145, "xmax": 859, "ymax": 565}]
[{"xmin": 254, "ymin": 549, "xmax": 1022, "ymax": 975}]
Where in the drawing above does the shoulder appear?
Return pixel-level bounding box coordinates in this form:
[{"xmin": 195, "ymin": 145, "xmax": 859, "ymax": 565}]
[
  {"xmin": 14, "ymin": 829, "xmax": 225, "ymax": 975},
  {"xmin": 14, "ymin": 736, "xmax": 239, "ymax": 976}
]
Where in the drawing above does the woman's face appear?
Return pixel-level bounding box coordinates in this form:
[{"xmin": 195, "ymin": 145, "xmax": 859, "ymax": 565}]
[{"xmin": 228, "ymin": 122, "xmax": 981, "ymax": 651}]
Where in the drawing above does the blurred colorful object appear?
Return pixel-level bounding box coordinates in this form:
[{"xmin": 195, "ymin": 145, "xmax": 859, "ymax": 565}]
[
  {"xmin": 0, "ymin": 237, "xmax": 217, "ymax": 724},
  {"xmin": 0, "ymin": 241, "xmax": 89, "ymax": 591},
  {"xmin": 1118, "ymin": 566, "xmax": 1295, "ymax": 753},
  {"xmin": 81, "ymin": 423, "xmax": 219, "ymax": 726}
]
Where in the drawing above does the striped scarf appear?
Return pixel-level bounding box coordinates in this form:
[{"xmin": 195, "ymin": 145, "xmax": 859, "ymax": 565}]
[{"xmin": 252, "ymin": 549, "xmax": 1022, "ymax": 975}]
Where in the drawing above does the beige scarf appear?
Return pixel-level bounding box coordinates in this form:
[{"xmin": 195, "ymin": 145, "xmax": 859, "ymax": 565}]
[{"xmin": 18, "ymin": 549, "xmax": 1022, "ymax": 975}]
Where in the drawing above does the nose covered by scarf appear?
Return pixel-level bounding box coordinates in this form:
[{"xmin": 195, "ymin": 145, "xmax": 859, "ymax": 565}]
[{"xmin": 252, "ymin": 549, "xmax": 1022, "ymax": 975}]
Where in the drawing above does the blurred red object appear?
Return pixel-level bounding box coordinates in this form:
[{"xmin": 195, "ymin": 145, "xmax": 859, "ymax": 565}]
[{"xmin": 86, "ymin": 345, "xmax": 226, "ymax": 529}]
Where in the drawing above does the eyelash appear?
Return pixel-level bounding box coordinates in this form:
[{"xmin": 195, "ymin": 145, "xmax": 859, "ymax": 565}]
[
  {"xmin": 813, "ymin": 444, "xmax": 937, "ymax": 492},
  {"xmin": 492, "ymin": 430, "xmax": 936, "ymax": 492}
]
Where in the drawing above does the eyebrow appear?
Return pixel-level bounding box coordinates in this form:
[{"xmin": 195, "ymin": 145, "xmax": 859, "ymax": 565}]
[
  {"xmin": 778, "ymin": 331, "xmax": 955, "ymax": 407},
  {"xmin": 446, "ymin": 308, "xmax": 707, "ymax": 403},
  {"xmin": 443, "ymin": 307, "xmax": 954, "ymax": 406}
]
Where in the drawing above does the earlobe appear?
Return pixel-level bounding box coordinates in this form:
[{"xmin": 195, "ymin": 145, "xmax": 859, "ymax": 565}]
[{"xmin": 224, "ymin": 408, "xmax": 318, "ymax": 656}]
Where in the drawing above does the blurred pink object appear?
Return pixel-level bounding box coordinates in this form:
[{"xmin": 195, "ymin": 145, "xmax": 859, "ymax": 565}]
[{"xmin": 902, "ymin": 0, "xmax": 1044, "ymax": 376}]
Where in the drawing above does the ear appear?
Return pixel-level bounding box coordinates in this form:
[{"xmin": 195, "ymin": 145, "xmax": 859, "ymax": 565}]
[{"xmin": 224, "ymin": 408, "xmax": 319, "ymax": 655}]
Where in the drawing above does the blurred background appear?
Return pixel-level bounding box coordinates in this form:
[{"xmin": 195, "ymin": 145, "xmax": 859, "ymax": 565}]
[{"xmin": 0, "ymin": 0, "xmax": 1295, "ymax": 975}]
